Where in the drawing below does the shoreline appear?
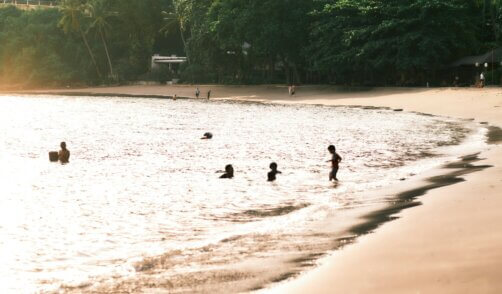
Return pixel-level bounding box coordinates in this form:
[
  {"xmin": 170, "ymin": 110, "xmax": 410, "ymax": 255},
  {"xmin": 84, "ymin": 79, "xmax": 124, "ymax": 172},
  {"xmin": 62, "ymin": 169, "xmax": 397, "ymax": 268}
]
[{"xmin": 3, "ymin": 85, "xmax": 502, "ymax": 292}]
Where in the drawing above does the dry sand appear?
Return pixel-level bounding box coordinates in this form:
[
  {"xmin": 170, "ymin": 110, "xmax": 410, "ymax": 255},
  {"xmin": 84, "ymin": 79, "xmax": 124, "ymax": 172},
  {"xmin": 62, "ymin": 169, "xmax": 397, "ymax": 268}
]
[{"xmin": 9, "ymin": 85, "xmax": 502, "ymax": 293}]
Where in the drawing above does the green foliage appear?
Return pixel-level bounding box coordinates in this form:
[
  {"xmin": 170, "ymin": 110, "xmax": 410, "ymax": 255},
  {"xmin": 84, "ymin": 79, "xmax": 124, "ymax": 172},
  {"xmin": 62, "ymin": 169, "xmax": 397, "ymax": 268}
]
[
  {"xmin": 0, "ymin": 0, "xmax": 500, "ymax": 87},
  {"xmin": 308, "ymin": 0, "xmax": 479, "ymax": 85},
  {"xmin": 0, "ymin": 7, "xmax": 84, "ymax": 86},
  {"xmin": 204, "ymin": 0, "xmax": 313, "ymax": 83}
]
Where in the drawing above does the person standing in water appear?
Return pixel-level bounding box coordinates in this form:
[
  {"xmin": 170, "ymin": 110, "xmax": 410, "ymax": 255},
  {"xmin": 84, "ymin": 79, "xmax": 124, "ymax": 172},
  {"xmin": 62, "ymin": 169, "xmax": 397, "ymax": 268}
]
[
  {"xmin": 327, "ymin": 145, "xmax": 342, "ymax": 181},
  {"xmin": 219, "ymin": 164, "xmax": 234, "ymax": 179},
  {"xmin": 58, "ymin": 141, "xmax": 70, "ymax": 164},
  {"xmin": 207, "ymin": 90, "xmax": 211, "ymax": 100},
  {"xmin": 195, "ymin": 87, "xmax": 200, "ymax": 98},
  {"xmin": 267, "ymin": 162, "xmax": 282, "ymax": 182}
]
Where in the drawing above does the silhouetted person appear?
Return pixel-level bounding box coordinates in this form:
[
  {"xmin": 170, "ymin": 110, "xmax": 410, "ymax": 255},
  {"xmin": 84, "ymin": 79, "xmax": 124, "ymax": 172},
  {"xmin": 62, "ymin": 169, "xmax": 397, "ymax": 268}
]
[
  {"xmin": 207, "ymin": 90, "xmax": 211, "ymax": 99},
  {"xmin": 58, "ymin": 141, "xmax": 70, "ymax": 164},
  {"xmin": 201, "ymin": 132, "xmax": 213, "ymax": 139},
  {"xmin": 220, "ymin": 164, "xmax": 234, "ymax": 179},
  {"xmin": 267, "ymin": 162, "xmax": 282, "ymax": 182},
  {"xmin": 327, "ymin": 145, "xmax": 342, "ymax": 181},
  {"xmin": 195, "ymin": 87, "xmax": 200, "ymax": 98}
]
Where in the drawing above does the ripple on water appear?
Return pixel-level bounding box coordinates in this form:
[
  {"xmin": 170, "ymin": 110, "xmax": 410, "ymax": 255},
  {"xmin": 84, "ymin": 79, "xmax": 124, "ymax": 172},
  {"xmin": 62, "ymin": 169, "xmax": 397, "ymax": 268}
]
[{"xmin": 0, "ymin": 95, "xmax": 483, "ymax": 293}]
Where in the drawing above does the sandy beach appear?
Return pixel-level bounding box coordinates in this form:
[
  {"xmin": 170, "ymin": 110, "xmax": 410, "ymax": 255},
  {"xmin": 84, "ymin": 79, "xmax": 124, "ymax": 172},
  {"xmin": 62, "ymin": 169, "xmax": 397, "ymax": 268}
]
[{"xmin": 9, "ymin": 85, "xmax": 502, "ymax": 293}]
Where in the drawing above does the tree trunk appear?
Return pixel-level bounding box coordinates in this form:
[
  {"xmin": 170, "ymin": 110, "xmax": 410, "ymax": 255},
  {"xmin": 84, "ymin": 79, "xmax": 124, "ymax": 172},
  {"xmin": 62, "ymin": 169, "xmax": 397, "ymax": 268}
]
[
  {"xmin": 80, "ymin": 29, "xmax": 101, "ymax": 79},
  {"xmin": 268, "ymin": 56, "xmax": 274, "ymax": 83},
  {"xmin": 180, "ymin": 27, "xmax": 189, "ymax": 61},
  {"xmin": 292, "ymin": 62, "xmax": 301, "ymax": 85},
  {"xmin": 283, "ymin": 57, "xmax": 290, "ymax": 84},
  {"xmin": 100, "ymin": 28, "xmax": 114, "ymax": 79}
]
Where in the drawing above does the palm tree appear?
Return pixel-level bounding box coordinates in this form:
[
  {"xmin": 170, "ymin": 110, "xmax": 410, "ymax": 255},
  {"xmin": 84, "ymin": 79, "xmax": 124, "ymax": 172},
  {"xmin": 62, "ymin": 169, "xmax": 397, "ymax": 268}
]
[
  {"xmin": 161, "ymin": 0, "xmax": 190, "ymax": 64},
  {"xmin": 58, "ymin": 0, "xmax": 102, "ymax": 79},
  {"xmin": 88, "ymin": 0, "xmax": 116, "ymax": 79}
]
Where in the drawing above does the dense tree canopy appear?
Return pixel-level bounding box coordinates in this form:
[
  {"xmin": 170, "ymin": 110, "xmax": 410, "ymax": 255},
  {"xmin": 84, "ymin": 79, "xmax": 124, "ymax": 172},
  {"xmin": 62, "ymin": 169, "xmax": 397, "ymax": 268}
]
[
  {"xmin": 308, "ymin": 0, "xmax": 479, "ymax": 85},
  {"xmin": 0, "ymin": 0, "xmax": 500, "ymax": 87}
]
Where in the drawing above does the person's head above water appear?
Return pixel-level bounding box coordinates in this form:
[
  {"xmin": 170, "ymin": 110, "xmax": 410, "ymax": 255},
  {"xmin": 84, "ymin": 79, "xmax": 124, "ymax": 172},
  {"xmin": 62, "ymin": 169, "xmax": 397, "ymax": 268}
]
[
  {"xmin": 201, "ymin": 132, "xmax": 213, "ymax": 139},
  {"xmin": 60, "ymin": 141, "xmax": 67, "ymax": 150},
  {"xmin": 269, "ymin": 162, "xmax": 278, "ymax": 170},
  {"xmin": 220, "ymin": 164, "xmax": 234, "ymax": 179},
  {"xmin": 328, "ymin": 145, "xmax": 336, "ymax": 153}
]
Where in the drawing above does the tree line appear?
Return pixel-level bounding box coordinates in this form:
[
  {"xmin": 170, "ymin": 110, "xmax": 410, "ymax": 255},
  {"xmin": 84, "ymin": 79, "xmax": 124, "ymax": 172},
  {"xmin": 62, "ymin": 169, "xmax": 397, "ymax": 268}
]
[{"xmin": 0, "ymin": 0, "xmax": 500, "ymax": 88}]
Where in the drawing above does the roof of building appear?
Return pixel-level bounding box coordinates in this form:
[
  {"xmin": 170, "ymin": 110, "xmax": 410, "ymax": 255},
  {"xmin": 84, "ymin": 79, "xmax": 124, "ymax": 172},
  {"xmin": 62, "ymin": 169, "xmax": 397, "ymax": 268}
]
[{"xmin": 451, "ymin": 48, "xmax": 502, "ymax": 67}]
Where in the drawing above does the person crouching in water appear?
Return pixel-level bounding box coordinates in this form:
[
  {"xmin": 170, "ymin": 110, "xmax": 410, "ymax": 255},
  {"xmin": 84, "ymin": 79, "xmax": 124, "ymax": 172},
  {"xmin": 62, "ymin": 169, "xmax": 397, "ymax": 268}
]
[
  {"xmin": 220, "ymin": 164, "xmax": 234, "ymax": 179},
  {"xmin": 58, "ymin": 141, "xmax": 70, "ymax": 164},
  {"xmin": 201, "ymin": 132, "xmax": 213, "ymax": 139},
  {"xmin": 267, "ymin": 162, "xmax": 282, "ymax": 182},
  {"xmin": 327, "ymin": 145, "xmax": 342, "ymax": 181}
]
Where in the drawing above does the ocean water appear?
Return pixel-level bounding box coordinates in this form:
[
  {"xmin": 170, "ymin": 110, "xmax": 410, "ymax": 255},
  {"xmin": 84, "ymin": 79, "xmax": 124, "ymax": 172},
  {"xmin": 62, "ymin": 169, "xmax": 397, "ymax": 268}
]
[{"xmin": 0, "ymin": 95, "xmax": 487, "ymax": 293}]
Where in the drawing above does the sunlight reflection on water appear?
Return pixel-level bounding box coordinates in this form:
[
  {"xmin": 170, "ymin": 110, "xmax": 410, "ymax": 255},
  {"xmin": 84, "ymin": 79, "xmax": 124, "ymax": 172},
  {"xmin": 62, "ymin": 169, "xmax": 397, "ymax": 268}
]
[{"xmin": 0, "ymin": 95, "xmax": 483, "ymax": 293}]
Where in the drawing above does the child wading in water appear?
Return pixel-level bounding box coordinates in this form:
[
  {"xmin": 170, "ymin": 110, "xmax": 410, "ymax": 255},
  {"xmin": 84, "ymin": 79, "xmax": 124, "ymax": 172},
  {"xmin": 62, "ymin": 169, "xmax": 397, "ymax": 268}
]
[
  {"xmin": 267, "ymin": 162, "xmax": 282, "ymax": 182},
  {"xmin": 327, "ymin": 145, "xmax": 342, "ymax": 181}
]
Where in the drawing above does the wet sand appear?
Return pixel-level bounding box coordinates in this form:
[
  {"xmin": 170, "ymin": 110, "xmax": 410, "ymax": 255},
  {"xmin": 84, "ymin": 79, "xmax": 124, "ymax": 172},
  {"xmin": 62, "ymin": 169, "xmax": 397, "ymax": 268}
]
[{"xmin": 7, "ymin": 85, "xmax": 502, "ymax": 293}]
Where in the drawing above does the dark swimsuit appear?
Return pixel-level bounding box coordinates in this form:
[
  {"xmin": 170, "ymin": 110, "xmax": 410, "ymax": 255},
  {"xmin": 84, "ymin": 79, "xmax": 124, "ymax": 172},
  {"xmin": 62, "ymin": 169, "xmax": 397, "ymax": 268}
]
[{"xmin": 268, "ymin": 170, "xmax": 281, "ymax": 181}]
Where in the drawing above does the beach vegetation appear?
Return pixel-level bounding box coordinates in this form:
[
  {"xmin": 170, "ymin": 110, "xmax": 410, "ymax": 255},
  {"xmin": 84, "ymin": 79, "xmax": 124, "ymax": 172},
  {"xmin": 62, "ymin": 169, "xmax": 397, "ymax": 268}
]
[{"xmin": 0, "ymin": 0, "xmax": 500, "ymax": 88}]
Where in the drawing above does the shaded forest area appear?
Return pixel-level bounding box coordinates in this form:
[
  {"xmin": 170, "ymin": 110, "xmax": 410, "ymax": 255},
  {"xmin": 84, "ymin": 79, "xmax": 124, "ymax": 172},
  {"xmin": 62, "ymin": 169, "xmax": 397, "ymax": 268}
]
[{"xmin": 0, "ymin": 0, "xmax": 501, "ymax": 88}]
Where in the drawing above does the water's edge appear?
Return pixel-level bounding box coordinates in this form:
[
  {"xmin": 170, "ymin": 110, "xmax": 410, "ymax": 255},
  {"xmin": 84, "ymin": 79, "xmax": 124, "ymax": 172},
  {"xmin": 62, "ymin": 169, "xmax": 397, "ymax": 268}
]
[
  {"xmin": 252, "ymin": 153, "xmax": 493, "ymax": 292},
  {"xmin": 3, "ymin": 93, "xmax": 497, "ymax": 293}
]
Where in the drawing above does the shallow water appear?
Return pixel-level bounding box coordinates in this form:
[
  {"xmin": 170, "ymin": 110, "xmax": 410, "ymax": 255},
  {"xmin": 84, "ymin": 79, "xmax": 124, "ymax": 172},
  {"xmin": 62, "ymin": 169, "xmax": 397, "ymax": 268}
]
[{"xmin": 0, "ymin": 95, "xmax": 486, "ymax": 293}]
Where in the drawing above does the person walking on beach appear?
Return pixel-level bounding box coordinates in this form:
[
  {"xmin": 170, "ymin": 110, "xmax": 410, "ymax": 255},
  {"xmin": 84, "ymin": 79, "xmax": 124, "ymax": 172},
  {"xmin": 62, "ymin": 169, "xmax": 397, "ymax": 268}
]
[
  {"xmin": 327, "ymin": 145, "xmax": 342, "ymax": 181},
  {"xmin": 480, "ymin": 72, "xmax": 485, "ymax": 88},
  {"xmin": 207, "ymin": 90, "xmax": 211, "ymax": 100},
  {"xmin": 195, "ymin": 87, "xmax": 200, "ymax": 98},
  {"xmin": 267, "ymin": 162, "xmax": 282, "ymax": 182},
  {"xmin": 58, "ymin": 141, "xmax": 70, "ymax": 164}
]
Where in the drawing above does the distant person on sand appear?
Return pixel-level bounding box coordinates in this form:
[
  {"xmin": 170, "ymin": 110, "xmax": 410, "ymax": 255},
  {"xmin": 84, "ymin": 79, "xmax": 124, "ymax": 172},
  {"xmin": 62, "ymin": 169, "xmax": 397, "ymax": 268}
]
[
  {"xmin": 219, "ymin": 164, "xmax": 234, "ymax": 179},
  {"xmin": 207, "ymin": 90, "xmax": 211, "ymax": 99},
  {"xmin": 58, "ymin": 141, "xmax": 70, "ymax": 164},
  {"xmin": 454, "ymin": 76, "xmax": 459, "ymax": 87},
  {"xmin": 327, "ymin": 145, "xmax": 342, "ymax": 181},
  {"xmin": 267, "ymin": 162, "xmax": 282, "ymax": 182},
  {"xmin": 195, "ymin": 87, "xmax": 200, "ymax": 98},
  {"xmin": 480, "ymin": 72, "xmax": 485, "ymax": 88},
  {"xmin": 288, "ymin": 85, "xmax": 296, "ymax": 96}
]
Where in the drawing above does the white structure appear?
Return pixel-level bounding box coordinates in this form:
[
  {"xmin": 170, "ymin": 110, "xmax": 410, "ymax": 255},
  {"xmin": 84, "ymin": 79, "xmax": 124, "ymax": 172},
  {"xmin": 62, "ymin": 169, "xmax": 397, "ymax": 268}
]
[{"xmin": 151, "ymin": 54, "xmax": 187, "ymax": 70}]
